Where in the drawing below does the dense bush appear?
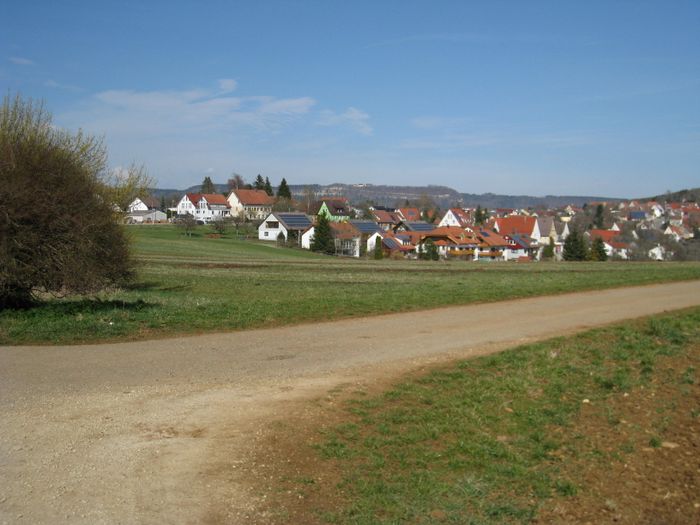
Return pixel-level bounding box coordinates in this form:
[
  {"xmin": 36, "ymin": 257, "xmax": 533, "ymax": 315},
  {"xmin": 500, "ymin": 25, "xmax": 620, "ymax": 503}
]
[{"xmin": 0, "ymin": 95, "xmax": 133, "ymax": 308}]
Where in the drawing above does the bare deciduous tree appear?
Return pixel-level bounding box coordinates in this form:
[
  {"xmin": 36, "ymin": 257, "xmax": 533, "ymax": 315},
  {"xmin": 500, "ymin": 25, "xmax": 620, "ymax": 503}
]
[
  {"xmin": 227, "ymin": 174, "xmax": 246, "ymax": 191},
  {"xmin": 176, "ymin": 215, "xmax": 198, "ymax": 237},
  {"xmin": 101, "ymin": 163, "xmax": 155, "ymax": 212}
]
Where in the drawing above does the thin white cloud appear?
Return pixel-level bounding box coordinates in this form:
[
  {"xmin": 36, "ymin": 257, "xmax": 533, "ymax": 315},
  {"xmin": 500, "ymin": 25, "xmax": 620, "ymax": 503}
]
[
  {"xmin": 218, "ymin": 78, "xmax": 238, "ymax": 93},
  {"xmin": 55, "ymin": 80, "xmax": 327, "ymax": 187},
  {"xmin": 258, "ymin": 96, "xmax": 315, "ymax": 115},
  {"xmin": 66, "ymin": 83, "xmax": 317, "ymax": 136},
  {"xmin": 9, "ymin": 56, "xmax": 34, "ymax": 66},
  {"xmin": 318, "ymin": 107, "xmax": 373, "ymax": 135},
  {"xmin": 55, "ymin": 79, "xmax": 378, "ymax": 188}
]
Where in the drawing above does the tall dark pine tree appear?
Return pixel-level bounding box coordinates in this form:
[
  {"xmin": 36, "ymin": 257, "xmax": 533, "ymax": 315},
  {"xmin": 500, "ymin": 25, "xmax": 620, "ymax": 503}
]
[
  {"xmin": 264, "ymin": 177, "xmax": 273, "ymax": 196},
  {"xmin": 373, "ymin": 237, "xmax": 384, "ymax": 259},
  {"xmin": 311, "ymin": 214, "xmax": 334, "ymax": 255},
  {"xmin": 475, "ymin": 205, "xmax": 485, "ymax": 225},
  {"xmin": 591, "ymin": 237, "xmax": 608, "ymax": 261},
  {"xmin": 563, "ymin": 230, "xmax": 578, "ymax": 261},
  {"xmin": 563, "ymin": 230, "xmax": 588, "ymax": 261},
  {"xmin": 277, "ymin": 178, "xmax": 292, "ymax": 200},
  {"xmin": 254, "ymin": 174, "xmax": 265, "ymax": 190},
  {"xmin": 201, "ymin": 176, "xmax": 216, "ymax": 194},
  {"xmin": 594, "ymin": 204, "xmax": 605, "ymax": 229}
]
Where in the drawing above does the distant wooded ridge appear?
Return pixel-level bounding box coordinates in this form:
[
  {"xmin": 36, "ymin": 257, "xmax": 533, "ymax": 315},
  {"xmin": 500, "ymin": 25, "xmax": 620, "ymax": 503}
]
[{"xmin": 149, "ymin": 182, "xmax": 697, "ymax": 209}]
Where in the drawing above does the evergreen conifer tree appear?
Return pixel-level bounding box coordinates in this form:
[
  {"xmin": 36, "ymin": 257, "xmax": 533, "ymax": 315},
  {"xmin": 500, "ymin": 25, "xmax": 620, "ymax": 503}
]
[
  {"xmin": 373, "ymin": 237, "xmax": 384, "ymax": 259},
  {"xmin": 264, "ymin": 177, "xmax": 273, "ymax": 196},
  {"xmin": 563, "ymin": 230, "xmax": 578, "ymax": 261},
  {"xmin": 591, "ymin": 237, "xmax": 608, "ymax": 261},
  {"xmin": 311, "ymin": 214, "xmax": 334, "ymax": 255},
  {"xmin": 594, "ymin": 204, "xmax": 605, "ymax": 229},
  {"xmin": 542, "ymin": 237, "xmax": 555, "ymax": 259},
  {"xmin": 201, "ymin": 176, "xmax": 216, "ymax": 194},
  {"xmin": 563, "ymin": 230, "xmax": 588, "ymax": 261},
  {"xmin": 421, "ymin": 238, "xmax": 439, "ymax": 260},
  {"xmin": 277, "ymin": 178, "xmax": 292, "ymax": 200},
  {"xmin": 254, "ymin": 174, "xmax": 265, "ymax": 190}
]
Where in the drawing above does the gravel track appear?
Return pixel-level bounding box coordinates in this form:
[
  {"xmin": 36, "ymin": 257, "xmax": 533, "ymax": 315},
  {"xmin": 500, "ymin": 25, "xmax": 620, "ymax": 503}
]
[{"xmin": 2, "ymin": 281, "xmax": 700, "ymax": 524}]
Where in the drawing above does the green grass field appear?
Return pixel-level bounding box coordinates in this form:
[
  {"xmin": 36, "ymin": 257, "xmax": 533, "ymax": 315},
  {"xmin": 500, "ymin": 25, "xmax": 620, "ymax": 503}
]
[
  {"xmin": 1, "ymin": 224, "xmax": 700, "ymax": 345},
  {"xmin": 263, "ymin": 307, "xmax": 700, "ymax": 524}
]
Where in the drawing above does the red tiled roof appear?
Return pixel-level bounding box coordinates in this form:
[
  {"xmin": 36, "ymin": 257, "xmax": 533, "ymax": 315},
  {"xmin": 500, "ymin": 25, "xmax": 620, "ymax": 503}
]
[
  {"xmin": 422, "ymin": 227, "xmax": 479, "ymax": 245},
  {"xmin": 373, "ymin": 210, "xmax": 400, "ymax": 223},
  {"xmin": 202, "ymin": 193, "xmax": 230, "ymax": 206},
  {"xmin": 231, "ymin": 189, "xmax": 275, "ymax": 206},
  {"xmin": 589, "ymin": 229, "xmax": 620, "ymax": 243},
  {"xmin": 477, "ymin": 229, "xmax": 510, "ymax": 247},
  {"xmin": 609, "ymin": 241, "xmax": 629, "ymax": 249},
  {"xmin": 330, "ymin": 221, "xmax": 360, "ymax": 240},
  {"xmin": 186, "ymin": 193, "xmax": 203, "ymax": 205},
  {"xmin": 397, "ymin": 207, "xmax": 421, "ymax": 221},
  {"xmin": 186, "ymin": 193, "xmax": 231, "ymax": 207},
  {"xmin": 426, "ymin": 226, "xmax": 463, "ymax": 236},
  {"xmin": 495, "ymin": 216, "xmax": 536, "ymax": 236},
  {"xmin": 395, "ymin": 231, "xmax": 423, "ymax": 245}
]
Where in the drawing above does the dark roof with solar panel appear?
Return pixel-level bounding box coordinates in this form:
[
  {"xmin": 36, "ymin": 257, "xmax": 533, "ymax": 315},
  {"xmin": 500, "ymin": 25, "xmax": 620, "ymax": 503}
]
[
  {"xmin": 382, "ymin": 237, "xmax": 401, "ymax": 249},
  {"xmin": 403, "ymin": 221, "xmax": 435, "ymax": 232},
  {"xmin": 349, "ymin": 220, "xmax": 383, "ymax": 234},
  {"xmin": 276, "ymin": 213, "xmax": 313, "ymax": 230}
]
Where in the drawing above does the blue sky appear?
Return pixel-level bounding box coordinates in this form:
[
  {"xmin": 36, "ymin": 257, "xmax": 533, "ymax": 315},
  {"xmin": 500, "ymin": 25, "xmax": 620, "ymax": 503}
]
[{"xmin": 2, "ymin": 1, "xmax": 699, "ymax": 197}]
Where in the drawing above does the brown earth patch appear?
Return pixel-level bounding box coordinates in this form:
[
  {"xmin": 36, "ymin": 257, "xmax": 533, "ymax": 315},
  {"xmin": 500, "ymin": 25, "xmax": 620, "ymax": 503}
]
[
  {"xmin": 536, "ymin": 347, "xmax": 700, "ymax": 525},
  {"xmin": 247, "ymin": 347, "xmax": 700, "ymax": 525}
]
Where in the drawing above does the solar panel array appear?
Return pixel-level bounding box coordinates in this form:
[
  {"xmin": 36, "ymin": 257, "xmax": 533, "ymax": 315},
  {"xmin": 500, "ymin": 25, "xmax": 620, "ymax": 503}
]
[
  {"xmin": 278, "ymin": 213, "xmax": 312, "ymax": 229},
  {"xmin": 405, "ymin": 221, "xmax": 435, "ymax": 232},
  {"xmin": 382, "ymin": 237, "xmax": 401, "ymax": 249},
  {"xmin": 349, "ymin": 220, "xmax": 383, "ymax": 234}
]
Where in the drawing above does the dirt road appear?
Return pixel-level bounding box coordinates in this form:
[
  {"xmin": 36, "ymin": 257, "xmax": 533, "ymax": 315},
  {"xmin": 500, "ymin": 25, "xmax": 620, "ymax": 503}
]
[{"xmin": 2, "ymin": 281, "xmax": 700, "ymax": 524}]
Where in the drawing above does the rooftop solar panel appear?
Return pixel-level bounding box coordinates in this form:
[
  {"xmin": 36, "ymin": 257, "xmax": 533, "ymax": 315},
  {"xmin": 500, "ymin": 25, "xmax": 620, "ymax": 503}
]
[
  {"xmin": 349, "ymin": 220, "xmax": 382, "ymax": 234},
  {"xmin": 406, "ymin": 221, "xmax": 434, "ymax": 231},
  {"xmin": 277, "ymin": 213, "xmax": 312, "ymax": 229},
  {"xmin": 382, "ymin": 237, "xmax": 400, "ymax": 249}
]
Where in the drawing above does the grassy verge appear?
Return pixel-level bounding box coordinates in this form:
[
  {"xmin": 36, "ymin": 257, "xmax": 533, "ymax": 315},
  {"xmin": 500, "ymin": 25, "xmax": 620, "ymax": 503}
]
[
  {"xmin": 258, "ymin": 308, "xmax": 700, "ymax": 524},
  {"xmin": 1, "ymin": 225, "xmax": 700, "ymax": 345}
]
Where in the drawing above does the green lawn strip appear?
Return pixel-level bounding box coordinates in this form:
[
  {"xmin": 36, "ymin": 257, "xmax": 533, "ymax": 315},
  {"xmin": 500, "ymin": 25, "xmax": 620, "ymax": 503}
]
[
  {"xmin": 1, "ymin": 225, "xmax": 700, "ymax": 345},
  {"xmin": 310, "ymin": 308, "xmax": 700, "ymax": 524}
]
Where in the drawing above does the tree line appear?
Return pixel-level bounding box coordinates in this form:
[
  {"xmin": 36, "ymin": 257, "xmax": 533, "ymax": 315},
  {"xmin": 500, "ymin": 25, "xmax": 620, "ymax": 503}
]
[{"xmin": 198, "ymin": 173, "xmax": 292, "ymax": 200}]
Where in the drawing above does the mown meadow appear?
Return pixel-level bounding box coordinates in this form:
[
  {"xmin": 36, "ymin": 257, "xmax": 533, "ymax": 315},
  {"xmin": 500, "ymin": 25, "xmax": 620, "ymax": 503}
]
[{"xmin": 1, "ymin": 225, "xmax": 700, "ymax": 345}]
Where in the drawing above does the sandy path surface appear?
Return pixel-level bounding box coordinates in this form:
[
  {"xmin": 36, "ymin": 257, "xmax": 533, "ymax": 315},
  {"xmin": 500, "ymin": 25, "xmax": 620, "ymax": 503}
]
[{"xmin": 2, "ymin": 281, "xmax": 700, "ymax": 524}]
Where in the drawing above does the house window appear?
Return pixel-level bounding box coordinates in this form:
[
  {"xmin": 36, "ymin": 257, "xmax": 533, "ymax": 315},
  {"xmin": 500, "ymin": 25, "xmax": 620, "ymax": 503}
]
[{"xmin": 264, "ymin": 232, "xmax": 268, "ymax": 237}]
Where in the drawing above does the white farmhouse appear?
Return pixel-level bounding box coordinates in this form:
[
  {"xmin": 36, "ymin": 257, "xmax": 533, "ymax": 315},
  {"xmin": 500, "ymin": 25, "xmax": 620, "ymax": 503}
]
[
  {"xmin": 227, "ymin": 189, "xmax": 275, "ymax": 221},
  {"xmin": 176, "ymin": 193, "xmax": 231, "ymax": 223},
  {"xmin": 125, "ymin": 196, "xmax": 166, "ymax": 223},
  {"xmin": 127, "ymin": 196, "xmax": 160, "ymax": 213},
  {"xmin": 259, "ymin": 212, "xmax": 313, "ymax": 244},
  {"xmin": 438, "ymin": 208, "xmax": 472, "ymax": 228}
]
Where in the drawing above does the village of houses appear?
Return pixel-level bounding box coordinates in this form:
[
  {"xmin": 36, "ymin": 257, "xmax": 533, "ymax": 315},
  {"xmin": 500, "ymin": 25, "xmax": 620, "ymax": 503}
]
[{"xmin": 125, "ymin": 187, "xmax": 700, "ymax": 262}]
